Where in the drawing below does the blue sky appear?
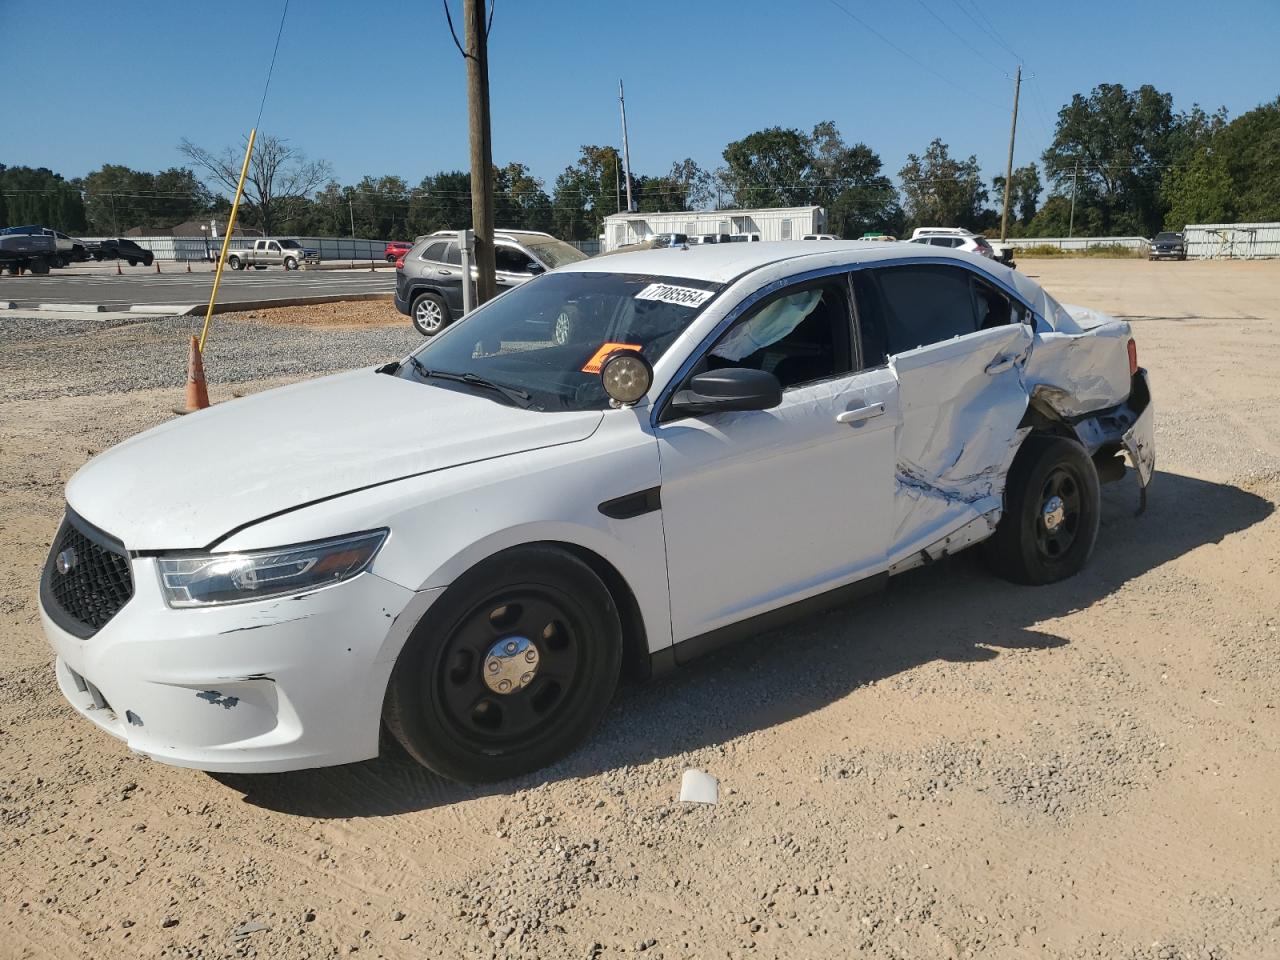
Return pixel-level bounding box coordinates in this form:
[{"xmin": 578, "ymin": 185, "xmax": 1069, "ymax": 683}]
[{"xmin": 6, "ymin": 0, "xmax": 1279, "ymax": 196}]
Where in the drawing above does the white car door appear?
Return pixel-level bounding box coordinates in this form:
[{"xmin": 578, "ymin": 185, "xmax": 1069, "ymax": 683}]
[
  {"xmin": 859, "ymin": 263, "xmax": 1034, "ymax": 561},
  {"xmin": 656, "ymin": 275, "xmax": 898, "ymax": 647}
]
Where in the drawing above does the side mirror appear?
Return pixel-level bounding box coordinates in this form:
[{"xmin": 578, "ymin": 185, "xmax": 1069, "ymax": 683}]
[
  {"xmin": 526, "ymin": 262, "xmax": 545, "ymax": 275},
  {"xmin": 671, "ymin": 367, "xmax": 782, "ymax": 416}
]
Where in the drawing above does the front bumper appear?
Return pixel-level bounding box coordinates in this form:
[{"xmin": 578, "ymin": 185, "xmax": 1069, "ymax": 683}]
[{"xmin": 40, "ymin": 555, "xmax": 426, "ymax": 773}]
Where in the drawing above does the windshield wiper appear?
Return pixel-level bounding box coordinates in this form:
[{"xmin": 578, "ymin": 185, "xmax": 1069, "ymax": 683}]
[{"xmin": 405, "ymin": 355, "xmax": 533, "ymax": 409}]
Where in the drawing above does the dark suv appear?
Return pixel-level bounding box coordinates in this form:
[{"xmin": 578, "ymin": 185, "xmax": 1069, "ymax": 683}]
[
  {"xmin": 1149, "ymin": 232, "xmax": 1187, "ymax": 261},
  {"xmin": 87, "ymin": 238, "xmax": 155, "ymax": 267},
  {"xmin": 394, "ymin": 230, "xmax": 589, "ymax": 335}
]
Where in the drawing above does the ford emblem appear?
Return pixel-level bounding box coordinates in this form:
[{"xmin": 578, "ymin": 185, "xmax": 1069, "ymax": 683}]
[{"xmin": 56, "ymin": 548, "xmax": 78, "ymax": 575}]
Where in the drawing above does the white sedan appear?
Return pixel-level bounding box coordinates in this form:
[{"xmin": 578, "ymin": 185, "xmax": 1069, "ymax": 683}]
[{"xmin": 39, "ymin": 241, "xmax": 1155, "ymax": 782}]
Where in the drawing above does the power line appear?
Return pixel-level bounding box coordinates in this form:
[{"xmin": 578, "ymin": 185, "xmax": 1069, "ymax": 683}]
[
  {"xmin": 965, "ymin": 0, "xmax": 1022, "ymax": 62},
  {"xmin": 255, "ymin": 0, "xmax": 291, "ymax": 132},
  {"xmin": 912, "ymin": 0, "xmax": 1003, "ymax": 72},
  {"xmin": 824, "ymin": 0, "xmax": 1006, "ymax": 111}
]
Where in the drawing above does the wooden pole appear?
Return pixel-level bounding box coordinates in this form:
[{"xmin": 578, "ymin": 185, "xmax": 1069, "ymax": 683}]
[
  {"xmin": 999, "ymin": 64, "xmax": 1021, "ymax": 243},
  {"xmin": 464, "ymin": 0, "xmax": 496, "ymax": 305}
]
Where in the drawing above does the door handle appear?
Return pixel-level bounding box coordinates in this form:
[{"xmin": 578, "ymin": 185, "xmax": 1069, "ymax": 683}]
[
  {"xmin": 836, "ymin": 402, "xmax": 886, "ymax": 425},
  {"xmin": 985, "ymin": 354, "xmax": 1020, "ymax": 375},
  {"xmin": 438, "ymin": 269, "xmax": 453, "ymax": 276}
]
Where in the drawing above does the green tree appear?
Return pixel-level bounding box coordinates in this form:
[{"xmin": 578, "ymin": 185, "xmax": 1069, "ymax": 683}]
[
  {"xmin": 1162, "ymin": 97, "xmax": 1280, "ymax": 227},
  {"xmin": 722, "ymin": 127, "xmax": 814, "ymax": 207},
  {"xmin": 494, "ymin": 162, "xmax": 553, "ymax": 232},
  {"xmin": 809, "ymin": 121, "xmax": 901, "ymax": 237},
  {"xmin": 991, "ymin": 163, "xmax": 1042, "ymax": 229},
  {"xmin": 0, "ymin": 165, "xmax": 87, "ymax": 231},
  {"xmin": 1041, "ymin": 83, "xmax": 1187, "ymax": 235},
  {"xmin": 406, "ymin": 171, "xmax": 472, "ymax": 236},
  {"xmin": 82, "ymin": 164, "xmax": 213, "ymax": 234},
  {"xmin": 899, "ymin": 139, "xmax": 987, "ymax": 230},
  {"xmin": 551, "ymin": 146, "xmax": 623, "ymax": 240}
]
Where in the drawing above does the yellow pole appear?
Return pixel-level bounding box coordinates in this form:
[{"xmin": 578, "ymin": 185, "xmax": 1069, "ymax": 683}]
[{"xmin": 198, "ymin": 128, "xmax": 256, "ymax": 352}]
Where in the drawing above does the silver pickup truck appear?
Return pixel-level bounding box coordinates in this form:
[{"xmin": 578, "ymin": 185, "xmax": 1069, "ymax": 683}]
[{"xmin": 224, "ymin": 238, "xmax": 318, "ymax": 271}]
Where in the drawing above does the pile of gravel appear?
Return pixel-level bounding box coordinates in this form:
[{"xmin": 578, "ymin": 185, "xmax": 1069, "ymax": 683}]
[{"xmin": 0, "ymin": 315, "xmax": 422, "ymax": 403}]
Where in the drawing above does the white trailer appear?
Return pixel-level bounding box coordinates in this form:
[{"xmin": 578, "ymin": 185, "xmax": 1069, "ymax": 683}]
[{"xmin": 601, "ymin": 206, "xmax": 826, "ymax": 251}]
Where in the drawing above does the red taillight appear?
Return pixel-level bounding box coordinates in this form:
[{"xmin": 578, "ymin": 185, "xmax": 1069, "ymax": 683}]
[{"xmin": 1127, "ymin": 338, "xmax": 1138, "ymax": 376}]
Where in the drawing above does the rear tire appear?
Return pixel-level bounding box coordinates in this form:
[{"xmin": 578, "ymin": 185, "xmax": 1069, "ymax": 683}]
[
  {"xmin": 983, "ymin": 435, "xmax": 1100, "ymax": 585},
  {"xmin": 383, "ymin": 545, "xmax": 623, "ymax": 782},
  {"xmin": 411, "ymin": 291, "xmax": 450, "ymax": 336}
]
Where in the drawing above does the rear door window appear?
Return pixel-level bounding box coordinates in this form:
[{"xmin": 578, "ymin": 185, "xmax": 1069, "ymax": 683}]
[
  {"xmin": 495, "ymin": 245, "xmax": 537, "ymax": 274},
  {"xmin": 866, "ymin": 264, "xmax": 979, "ymax": 355},
  {"xmin": 443, "ymin": 241, "xmax": 462, "ymax": 266},
  {"xmin": 420, "ymin": 241, "xmax": 448, "ymax": 263}
]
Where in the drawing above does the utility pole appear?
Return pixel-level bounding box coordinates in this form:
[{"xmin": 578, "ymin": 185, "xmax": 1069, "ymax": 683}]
[
  {"xmin": 465, "ymin": 0, "xmax": 497, "ymax": 304},
  {"xmin": 348, "ymin": 197, "xmax": 356, "ymax": 238},
  {"xmin": 1068, "ymin": 157, "xmax": 1079, "ymax": 238},
  {"xmin": 615, "ymin": 154, "xmax": 621, "ymax": 212},
  {"xmin": 999, "ymin": 63, "xmax": 1021, "ymax": 243},
  {"xmin": 618, "ymin": 79, "xmax": 635, "ymax": 213}
]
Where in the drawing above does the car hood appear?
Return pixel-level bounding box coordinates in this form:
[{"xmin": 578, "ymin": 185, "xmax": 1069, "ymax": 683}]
[{"xmin": 66, "ymin": 369, "xmax": 604, "ymax": 550}]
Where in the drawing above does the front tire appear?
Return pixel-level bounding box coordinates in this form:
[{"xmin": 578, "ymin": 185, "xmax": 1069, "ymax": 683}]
[
  {"xmin": 226, "ymin": 255, "xmax": 241, "ymax": 271},
  {"xmin": 983, "ymin": 435, "xmax": 1100, "ymax": 585},
  {"xmin": 384, "ymin": 546, "xmax": 623, "ymax": 782},
  {"xmin": 284, "ymin": 256, "xmax": 298, "ymax": 271},
  {"xmin": 410, "ymin": 291, "xmax": 450, "ymax": 336}
]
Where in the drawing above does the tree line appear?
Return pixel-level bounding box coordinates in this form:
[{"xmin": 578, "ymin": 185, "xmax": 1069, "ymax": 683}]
[{"xmin": 3, "ymin": 85, "xmax": 1276, "ymax": 241}]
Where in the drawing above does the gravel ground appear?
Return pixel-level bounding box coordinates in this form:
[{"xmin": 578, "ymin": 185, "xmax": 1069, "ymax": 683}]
[
  {"xmin": 0, "ymin": 313, "xmax": 420, "ymax": 403},
  {"xmin": 2, "ymin": 260, "xmax": 1279, "ymax": 960}
]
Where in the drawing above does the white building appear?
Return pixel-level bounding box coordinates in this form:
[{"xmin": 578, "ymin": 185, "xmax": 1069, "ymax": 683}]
[{"xmin": 601, "ymin": 206, "xmax": 827, "ymax": 251}]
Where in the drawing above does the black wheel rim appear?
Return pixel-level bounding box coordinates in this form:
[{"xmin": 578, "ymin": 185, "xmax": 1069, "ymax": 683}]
[
  {"xmin": 432, "ymin": 587, "xmax": 584, "ymax": 748},
  {"xmin": 1034, "ymin": 465, "xmax": 1082, "ymax": 562}
]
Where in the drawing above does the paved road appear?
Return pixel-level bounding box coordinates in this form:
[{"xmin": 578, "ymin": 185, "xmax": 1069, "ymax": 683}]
[{"xmin": 0, "ymin": 268, "xmax": 394, "ymax": 308}]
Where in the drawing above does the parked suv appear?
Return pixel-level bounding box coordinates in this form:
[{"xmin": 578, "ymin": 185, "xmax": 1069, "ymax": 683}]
[
  {"xmin": 86, "ymin": 238, "xmax": 155, "ymax": 267},
  {"xmin": 395, "ymin": 230, "xmax": 589, "ymax": 336},
  {"xmin": 909, "ymin": 227, "xmax": 1001, "ymax": 262}
]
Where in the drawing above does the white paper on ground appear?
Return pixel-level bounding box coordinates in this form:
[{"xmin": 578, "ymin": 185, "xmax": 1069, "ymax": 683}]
[{"xmin": 679, "ymin": 768, "xmax": 719, "ymax": 805}]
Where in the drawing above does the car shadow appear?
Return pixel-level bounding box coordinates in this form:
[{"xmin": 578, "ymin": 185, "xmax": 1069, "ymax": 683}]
[{"xmin": 212, "ymin": 469, "xmax": 1272, "ymax": 817}]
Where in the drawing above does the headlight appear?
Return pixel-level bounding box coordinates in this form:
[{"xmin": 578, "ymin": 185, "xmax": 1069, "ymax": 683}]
[{"xmin": 156, "ymin": 530, "xmax": 388, "ymax": 608}]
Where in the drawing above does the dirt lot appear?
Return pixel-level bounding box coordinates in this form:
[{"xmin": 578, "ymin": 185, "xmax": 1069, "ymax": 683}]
[{"xmin": 2, "ymin": 259, "xmax": 1279, "ymax": 960}]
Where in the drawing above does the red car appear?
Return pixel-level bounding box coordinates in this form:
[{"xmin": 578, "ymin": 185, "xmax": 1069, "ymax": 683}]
[{"xmin": 385, "ymin": 241, "xmax": 412, "ymax": 263}]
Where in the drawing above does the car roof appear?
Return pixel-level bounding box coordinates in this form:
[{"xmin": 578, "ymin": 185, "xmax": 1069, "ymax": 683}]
[{"xmin": 565, "ymin": 240, "xmax": 923, "ymax": 284}]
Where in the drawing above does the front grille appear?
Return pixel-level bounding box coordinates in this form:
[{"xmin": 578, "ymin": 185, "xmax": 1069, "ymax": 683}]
[{"xmin": 42, "ymin": 513, "xmax": 134, "ymax": 637}]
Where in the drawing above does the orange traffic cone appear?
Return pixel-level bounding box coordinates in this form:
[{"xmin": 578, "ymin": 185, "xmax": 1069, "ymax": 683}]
[{"xmin": 179, "ymin": 336, "xmax": 210, "ymax": 413}]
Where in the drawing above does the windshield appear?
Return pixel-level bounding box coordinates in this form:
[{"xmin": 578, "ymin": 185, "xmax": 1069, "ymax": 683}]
[
  {"xmin": 280, "ymin": 239, "xmax": 303, "ymax": 249},
  {"xmin": 399, "ymin": 272, "xmax": 722, "ymax": 411},
  {"xmin": 1155, "ymin": 232, "xmax": 1181, "ymax": 242},
  {"xmin": 523, "ymin": 238, "xmax": 588, "ymax": 269}
]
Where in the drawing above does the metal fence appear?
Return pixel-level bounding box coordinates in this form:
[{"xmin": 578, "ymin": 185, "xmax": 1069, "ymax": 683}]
[
  {"xmin": 1184, "ymin": 222, "xmax": 1280, "ymax": 259},
  {"xmin": 569, "ymin": 239, "xmax": 602, "ymax": 256},
  {"xmin": 1004, "ymin": 236, "xmax": 1151, "ymax": 252},
  {"xmin": 81, "ymin": 236, "xmax": 392, "ymax": 262}
]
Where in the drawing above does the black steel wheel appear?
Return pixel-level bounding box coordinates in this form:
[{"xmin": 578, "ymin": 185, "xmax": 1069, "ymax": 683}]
[
  {"xmin": 384, "ymin": 545, "xmax": 622, "ymax": 782},
  {"xmin": 983, "ymin": 435, "xmax": 1100, "ymax": 585}
]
